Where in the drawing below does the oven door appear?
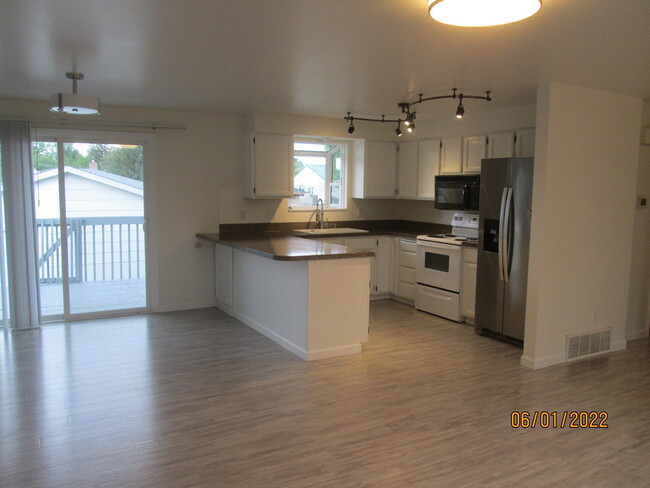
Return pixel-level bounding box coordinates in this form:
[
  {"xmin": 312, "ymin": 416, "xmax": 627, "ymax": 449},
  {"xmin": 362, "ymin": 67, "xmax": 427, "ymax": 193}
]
[{"xmin": 416, "ymin": 241, "xmax": 461, "ymax": 292}]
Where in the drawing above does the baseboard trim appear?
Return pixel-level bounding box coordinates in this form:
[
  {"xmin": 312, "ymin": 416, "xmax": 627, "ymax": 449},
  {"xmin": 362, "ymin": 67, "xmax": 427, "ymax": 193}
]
[
  {"xmin": 233, "ymin": 310, "xmax": 309, "ymax": 360},
  {"xmin": 154, "ymin": 300, "xmax": 217, "ymax": 313},
  {"xmin": 305, "ymin": 344, "xmax": 363, "ymax": 361},
  {"xmin": 520, "ymin": 353, "xmax": 566, "ymax": 370}
]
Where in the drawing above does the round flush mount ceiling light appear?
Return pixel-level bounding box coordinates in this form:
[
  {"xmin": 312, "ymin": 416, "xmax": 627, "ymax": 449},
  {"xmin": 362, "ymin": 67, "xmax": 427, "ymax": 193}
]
[
  {"xmin": 428, "ymin": 0, "xmax": 542, "ymax": 27},
  {"xmin": 50, "ymin": 72, "xmax": 100, "ymax": 115}
]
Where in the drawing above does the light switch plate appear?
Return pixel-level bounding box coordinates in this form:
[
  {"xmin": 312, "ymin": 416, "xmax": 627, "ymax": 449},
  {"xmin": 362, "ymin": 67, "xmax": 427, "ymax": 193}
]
[{"xmin": 638, "ymin": 195, "xmax": 648, "ymax": 208}]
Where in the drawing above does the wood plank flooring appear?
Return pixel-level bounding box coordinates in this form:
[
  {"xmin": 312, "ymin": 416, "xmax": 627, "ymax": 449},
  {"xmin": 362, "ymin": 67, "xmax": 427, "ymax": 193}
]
[{"xmin": 1, "ymin": 300, "xmax": 648, "ymax": 487}]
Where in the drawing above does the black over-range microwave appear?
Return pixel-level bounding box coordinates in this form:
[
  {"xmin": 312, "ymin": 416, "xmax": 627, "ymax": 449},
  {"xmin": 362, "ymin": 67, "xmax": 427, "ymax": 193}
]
[{"xmin": 434, "ymin": 174, "xmax": 480, "ymax": 211}]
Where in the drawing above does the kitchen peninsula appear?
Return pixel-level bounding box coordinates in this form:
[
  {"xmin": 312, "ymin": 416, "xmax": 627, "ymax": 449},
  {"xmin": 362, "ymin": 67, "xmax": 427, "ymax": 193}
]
[{"xmin": 197, "ymin": 233, "xmax": 374, "ymax": 361}]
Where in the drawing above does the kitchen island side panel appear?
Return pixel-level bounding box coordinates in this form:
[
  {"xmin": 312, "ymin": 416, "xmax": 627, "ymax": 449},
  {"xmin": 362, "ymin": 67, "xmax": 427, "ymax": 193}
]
[
  {"xmin": 232, "ymin": 249, "xmax": 309, "ymax": 357},
  {"xmin": 306, "ymin": 258, "xmax": 370, "ymax": 359}
]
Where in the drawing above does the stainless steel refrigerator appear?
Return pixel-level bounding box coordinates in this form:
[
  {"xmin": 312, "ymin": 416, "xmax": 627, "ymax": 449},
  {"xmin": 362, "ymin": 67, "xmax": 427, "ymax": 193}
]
[{"xmin": 475, "ymin": 157, "xmax": 534, "ymax": 343}]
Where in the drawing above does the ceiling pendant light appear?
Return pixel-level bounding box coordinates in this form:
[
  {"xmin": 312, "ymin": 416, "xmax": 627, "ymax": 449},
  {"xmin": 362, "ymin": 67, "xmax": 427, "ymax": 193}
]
[
  {"xmin": 428, "ymin": 0, "xmax": 542, "ymax": 27},
  {"xmin": 50, "ymin": 72, "xmax": 100, "ymax": 115}
]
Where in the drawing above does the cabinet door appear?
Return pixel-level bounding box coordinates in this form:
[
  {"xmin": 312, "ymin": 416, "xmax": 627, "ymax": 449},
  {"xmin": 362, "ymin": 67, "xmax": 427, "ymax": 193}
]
[
  {"xmin": 463, "ymin": 135, "xmax": 487, "ymax": 173},
  {"xmin": 488, "ymin": 130, "xmax": 515, "ymax": 158},
  {"xmin": 396, "ymin": 238, "xmax": 416, "ymax": 302},
  {"xmin": 344, "ymin": 237, "xmax": 377, "ymax": 294},
  {"xmin": 364, "ymin": 141, "xmax": 397, "ymax": 198},
  {"xmin": 397, "ymin": 141, "xmax": 418, "ymax": 199},
  {"xmin": 251, "ymin": 134, "xmax": 293, "ymax": 198},
  {"xmin": 515, "ymin": 128, "xmax": 536, "ymax": 157},
  {"xmin": 375, "ymin": 237, "xmax": 392, "ymax": 294},
  {"xmin": 417, "ymin": 138, "xmax": 440, "ymax": 199},
  {"xmin": 461, "ymin": 247, "xmax": 477, "ymax": 321},
  {"xmin": 439, "ymin": 137, "xmax": 463, "ymax": 174}
]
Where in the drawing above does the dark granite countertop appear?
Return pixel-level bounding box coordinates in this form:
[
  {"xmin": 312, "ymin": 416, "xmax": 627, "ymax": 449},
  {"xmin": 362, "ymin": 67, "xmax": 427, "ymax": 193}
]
[
  {"xmin": 196, "ymin": 233, "xmax": 375, "ymax": 261},
  {"xmin": 197, "ymin": 220, "xmax": 455, "ymax": 261}
]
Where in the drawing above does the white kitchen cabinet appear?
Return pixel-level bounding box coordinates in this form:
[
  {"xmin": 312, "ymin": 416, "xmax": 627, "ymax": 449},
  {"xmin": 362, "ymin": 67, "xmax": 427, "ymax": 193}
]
[
  {"xmin": 461, "ymin": 246, "xmax": 478, "ymax": 323},
  {"xmin": 462, "ymin": 135, "xmax": 487, "ymax": 173},
  {"xmin": 392, "ymin": 238, "xmax": 417, "ymax": 304},
  {"xmin": 247, "ymin": 133, "xmax": 293, "ymax": 198},
  {"xmin": 313, "ymin": 237, "xmax": 345, "ymax": 245},
  {"xmin": 344, "ymin": 236, "xmax": 391, "ymax": 296},
  {"xmin": 488, "ymin": 130, "xmax": 516, "ymax": 158},
  {"xmin": 396, "ymin": 140, "xmax": 419, "ymax": 199},
  {"xmin": 214, "ymin": 243, "xmax": 234, "ymax": 311},
  {"xmin": 417, "ymin": 138, "xmax": 441, "ymax": 199},
  {"xmin": 352, "ymin": 140, "xmax": 397, "ymax": 199},
  {"xmin": 515, "ymin": 128, "xmax": 536, "ymax": 157},
  {"xmin": 439, "ymin": 137, "xmax": 463, "ymax": 174}
]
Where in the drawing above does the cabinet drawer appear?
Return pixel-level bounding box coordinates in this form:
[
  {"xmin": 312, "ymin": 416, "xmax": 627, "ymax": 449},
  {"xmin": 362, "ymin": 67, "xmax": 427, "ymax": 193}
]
[
  {"xmin": 399, "ymin": 250, "xmax": 416, "ymax": 269},
  {"xmin": 399, "ymin": 266, "xmax": 415, "ymax": 284},
  {"xmin": 400, "ymin": 239, "xmax": 417, "ymax": 253},
  {"xmin": 397, "ymin": 282, "xmax": 415, "ymax": 302},
  {"xmin": 463, "ymin": 247, "xmax": 477, "ymax": 264}
]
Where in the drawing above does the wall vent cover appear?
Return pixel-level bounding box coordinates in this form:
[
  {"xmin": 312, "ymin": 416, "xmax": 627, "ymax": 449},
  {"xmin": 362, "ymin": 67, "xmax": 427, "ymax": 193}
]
[{"xmin": 566, "ymin": 329, "xmax": 611, "ymax": 360}]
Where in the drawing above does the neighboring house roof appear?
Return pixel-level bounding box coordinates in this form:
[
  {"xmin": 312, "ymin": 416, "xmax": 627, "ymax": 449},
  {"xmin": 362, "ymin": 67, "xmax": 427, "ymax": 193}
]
[
  {"xmin": 33, "ymin": 166, "xmax": 143, "ymax": 196},
  {"xmin": 296, "ymin": 164, "xmax": 326, "ymax": 181}
]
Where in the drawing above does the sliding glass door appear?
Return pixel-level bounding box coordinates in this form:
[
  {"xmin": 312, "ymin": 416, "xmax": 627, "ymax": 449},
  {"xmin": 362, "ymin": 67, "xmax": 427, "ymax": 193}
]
[{"xmin": 32, "ymin": 133, "xmax": 149, "ymax": 320}]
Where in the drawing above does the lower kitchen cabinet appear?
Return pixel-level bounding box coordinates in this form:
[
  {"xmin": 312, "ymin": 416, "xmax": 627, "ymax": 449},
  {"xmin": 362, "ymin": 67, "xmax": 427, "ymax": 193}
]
[
  {"xmin": 344, "ymin": 236, "xmax": 391, "ymax": 296},
  {"xmin": 392, "ymin": 238, "xmax": 416, "ymax": 304},
  {"xmin": 461, "ymin": 246, "xmax": 478, "ymax": 323}
]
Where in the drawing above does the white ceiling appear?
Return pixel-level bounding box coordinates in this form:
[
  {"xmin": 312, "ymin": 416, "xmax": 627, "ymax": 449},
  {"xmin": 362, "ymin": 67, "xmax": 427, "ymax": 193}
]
[{"xmin": 1, "ymin": 0, "xmax": 649, "ymax": 120}]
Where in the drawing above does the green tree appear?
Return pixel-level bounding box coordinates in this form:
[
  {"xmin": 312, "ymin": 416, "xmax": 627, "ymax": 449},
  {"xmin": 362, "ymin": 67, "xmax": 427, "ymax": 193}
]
[
  {"xmin": 32, "ymin": 142, "xmax": 59, "ymax": 172},
  {"xmin": 88, "ymin": 144, "xmax": 110, "ymax": 165},
  {"xmin": 62, "ymin": 144, "xmax": 91, "ymax": 168},
  {"xmin": 101, "ymin": 147, "xmax": 144, "ymax": 181}
]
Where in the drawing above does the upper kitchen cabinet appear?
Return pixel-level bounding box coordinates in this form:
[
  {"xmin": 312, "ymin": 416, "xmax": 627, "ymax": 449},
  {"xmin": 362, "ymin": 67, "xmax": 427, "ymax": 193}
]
[
  {"xmin": 515, "ymin": 128, "xmax": 536, "ymax": 157},
  {"xmin": 439, "ymin": 137, "xmax": 463, "ymax": 174},
  {"xmin": 246, "ymin": 133, "xmax": 293, "ymax": 198},
  {"xmin": 488, "ymin": 130, "xmax": 516, "ymax": 158},
  {"xmin": 352, "ymin": 140, "xmax": 397, "ymax": 199},
  {"xmin": 396, "ymin": 140, "xmax": 419, "ymax": 199},
  {"xmin": 417, "ymin": 138, "xmax": 441, "ymax": 199},
  {"xmin": 462, "ymin": 135, "xmax": 488, "ymax": 173},
  {"xmin": 488, "ymin": 128, "xmax": 536, "ymax": 158}
]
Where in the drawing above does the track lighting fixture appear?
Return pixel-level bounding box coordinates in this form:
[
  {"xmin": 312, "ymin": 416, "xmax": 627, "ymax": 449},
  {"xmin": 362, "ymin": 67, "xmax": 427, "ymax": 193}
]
[
  {"xmin": 347, "ymin": 113, "xmax": 355, "ymax": 134},
  {"xmin": 50, "ymin": 72, "xmax": 100, "ymax": 115},
  {"xmin": 456, "ymin": 95, "xmax": 465, "ymax": 118},
  {"xmin": 345, "ymin": 88, "xmax": 490, "ymax": 135}
]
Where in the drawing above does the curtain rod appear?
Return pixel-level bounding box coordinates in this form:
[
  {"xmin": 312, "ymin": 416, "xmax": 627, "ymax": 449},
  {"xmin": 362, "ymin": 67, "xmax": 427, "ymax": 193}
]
[{"xmin": 0, "ymin": 117, "xmax": 187, "ymax": 130}]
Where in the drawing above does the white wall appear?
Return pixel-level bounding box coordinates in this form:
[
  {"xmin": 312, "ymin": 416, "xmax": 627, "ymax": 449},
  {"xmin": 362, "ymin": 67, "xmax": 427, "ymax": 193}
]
[
  {"xmin": 522, "ymin": 83, "xmax": 643, "ymax": 369},
  {"xmin": 626, "ymin": 101, "xmax": 650, "ymax": 339}
]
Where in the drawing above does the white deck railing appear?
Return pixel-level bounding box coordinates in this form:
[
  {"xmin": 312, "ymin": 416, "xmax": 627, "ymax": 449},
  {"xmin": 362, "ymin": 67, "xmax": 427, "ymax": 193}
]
[{"xmin": 36, "ymin": 217, "xmax": 145, "ymax": 284}]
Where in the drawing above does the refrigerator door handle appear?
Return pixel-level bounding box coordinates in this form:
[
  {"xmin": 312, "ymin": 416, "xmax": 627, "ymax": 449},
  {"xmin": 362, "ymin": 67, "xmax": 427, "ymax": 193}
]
[
  {"xmin": 503, "ymin": 187, "xmax": 513, "ymax": 282},
  {"xmin": 498, "ymin": 187, "xmax": 508, "ymax": 281}
]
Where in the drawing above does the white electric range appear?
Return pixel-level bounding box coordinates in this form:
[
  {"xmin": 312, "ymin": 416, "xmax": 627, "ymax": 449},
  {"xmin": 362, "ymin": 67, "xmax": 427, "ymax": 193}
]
[{"xmin": 415, "ymin": 213, "xmax": 478, "ymax": 321}]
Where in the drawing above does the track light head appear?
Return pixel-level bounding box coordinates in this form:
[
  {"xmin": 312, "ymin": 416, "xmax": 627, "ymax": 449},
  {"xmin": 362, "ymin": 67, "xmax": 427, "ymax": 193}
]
[
  {"xmin": 395, "ymin": 124, "xmax": 402, "ymax": 137},
  {"xmin": 456, "ymin": 102, "xmax": 464, "ymax": 118},
  {"xmin": 347, "ymin": 113, "xmax": 355, "ymax": 134}
]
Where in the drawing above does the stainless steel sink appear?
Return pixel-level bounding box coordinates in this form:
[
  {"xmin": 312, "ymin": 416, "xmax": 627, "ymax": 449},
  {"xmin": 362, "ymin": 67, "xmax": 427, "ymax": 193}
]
[{"xmin": 295, "ymin": 227, "xmax": 369, "ymax": 235}]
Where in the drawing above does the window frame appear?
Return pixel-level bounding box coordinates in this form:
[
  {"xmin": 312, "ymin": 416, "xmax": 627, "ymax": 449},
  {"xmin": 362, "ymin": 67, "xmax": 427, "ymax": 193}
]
[{"xmin": 289, "ymin": 138, "xmax": 348, "ymax": 211}]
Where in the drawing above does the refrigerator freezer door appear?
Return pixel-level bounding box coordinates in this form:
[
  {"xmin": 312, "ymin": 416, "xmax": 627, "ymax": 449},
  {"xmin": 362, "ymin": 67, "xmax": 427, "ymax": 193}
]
[
  {"xmin": 476, "ymin": 158, "xmax": 509, "ymax": 335},
  {"xmin": 501, "ymin": 158, "xmax": 534, "ymax": 341}
]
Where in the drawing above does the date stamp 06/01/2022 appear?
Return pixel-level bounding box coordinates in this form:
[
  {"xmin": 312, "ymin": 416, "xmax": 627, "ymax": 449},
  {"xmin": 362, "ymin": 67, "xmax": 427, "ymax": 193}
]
[{"xmin": 511, "ymin": 411, "xmax": 608, "ymax": 429}]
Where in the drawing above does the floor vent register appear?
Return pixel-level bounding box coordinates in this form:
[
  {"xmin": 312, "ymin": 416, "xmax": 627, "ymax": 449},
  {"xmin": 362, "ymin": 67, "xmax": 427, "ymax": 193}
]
[{"xmin": 566, "ymin": 329, "xmax": 611, "ymax": 360}]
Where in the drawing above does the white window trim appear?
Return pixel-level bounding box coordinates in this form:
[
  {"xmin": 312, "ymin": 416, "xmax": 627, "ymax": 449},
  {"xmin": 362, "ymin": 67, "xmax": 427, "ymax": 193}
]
[{"xmin": 289, "ymin": 138, "xmax": 348, "ymax": 211}]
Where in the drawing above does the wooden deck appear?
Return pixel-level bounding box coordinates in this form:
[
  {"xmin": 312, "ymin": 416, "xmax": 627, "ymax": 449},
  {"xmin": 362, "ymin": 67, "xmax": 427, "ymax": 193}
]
[
  {"xmin": 39, "ymin": 279, "xmax": 146, "ymax": 316},
  {"xmin": 1, "ymin": 300, "xmax": 649, "ymax": 487}
]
